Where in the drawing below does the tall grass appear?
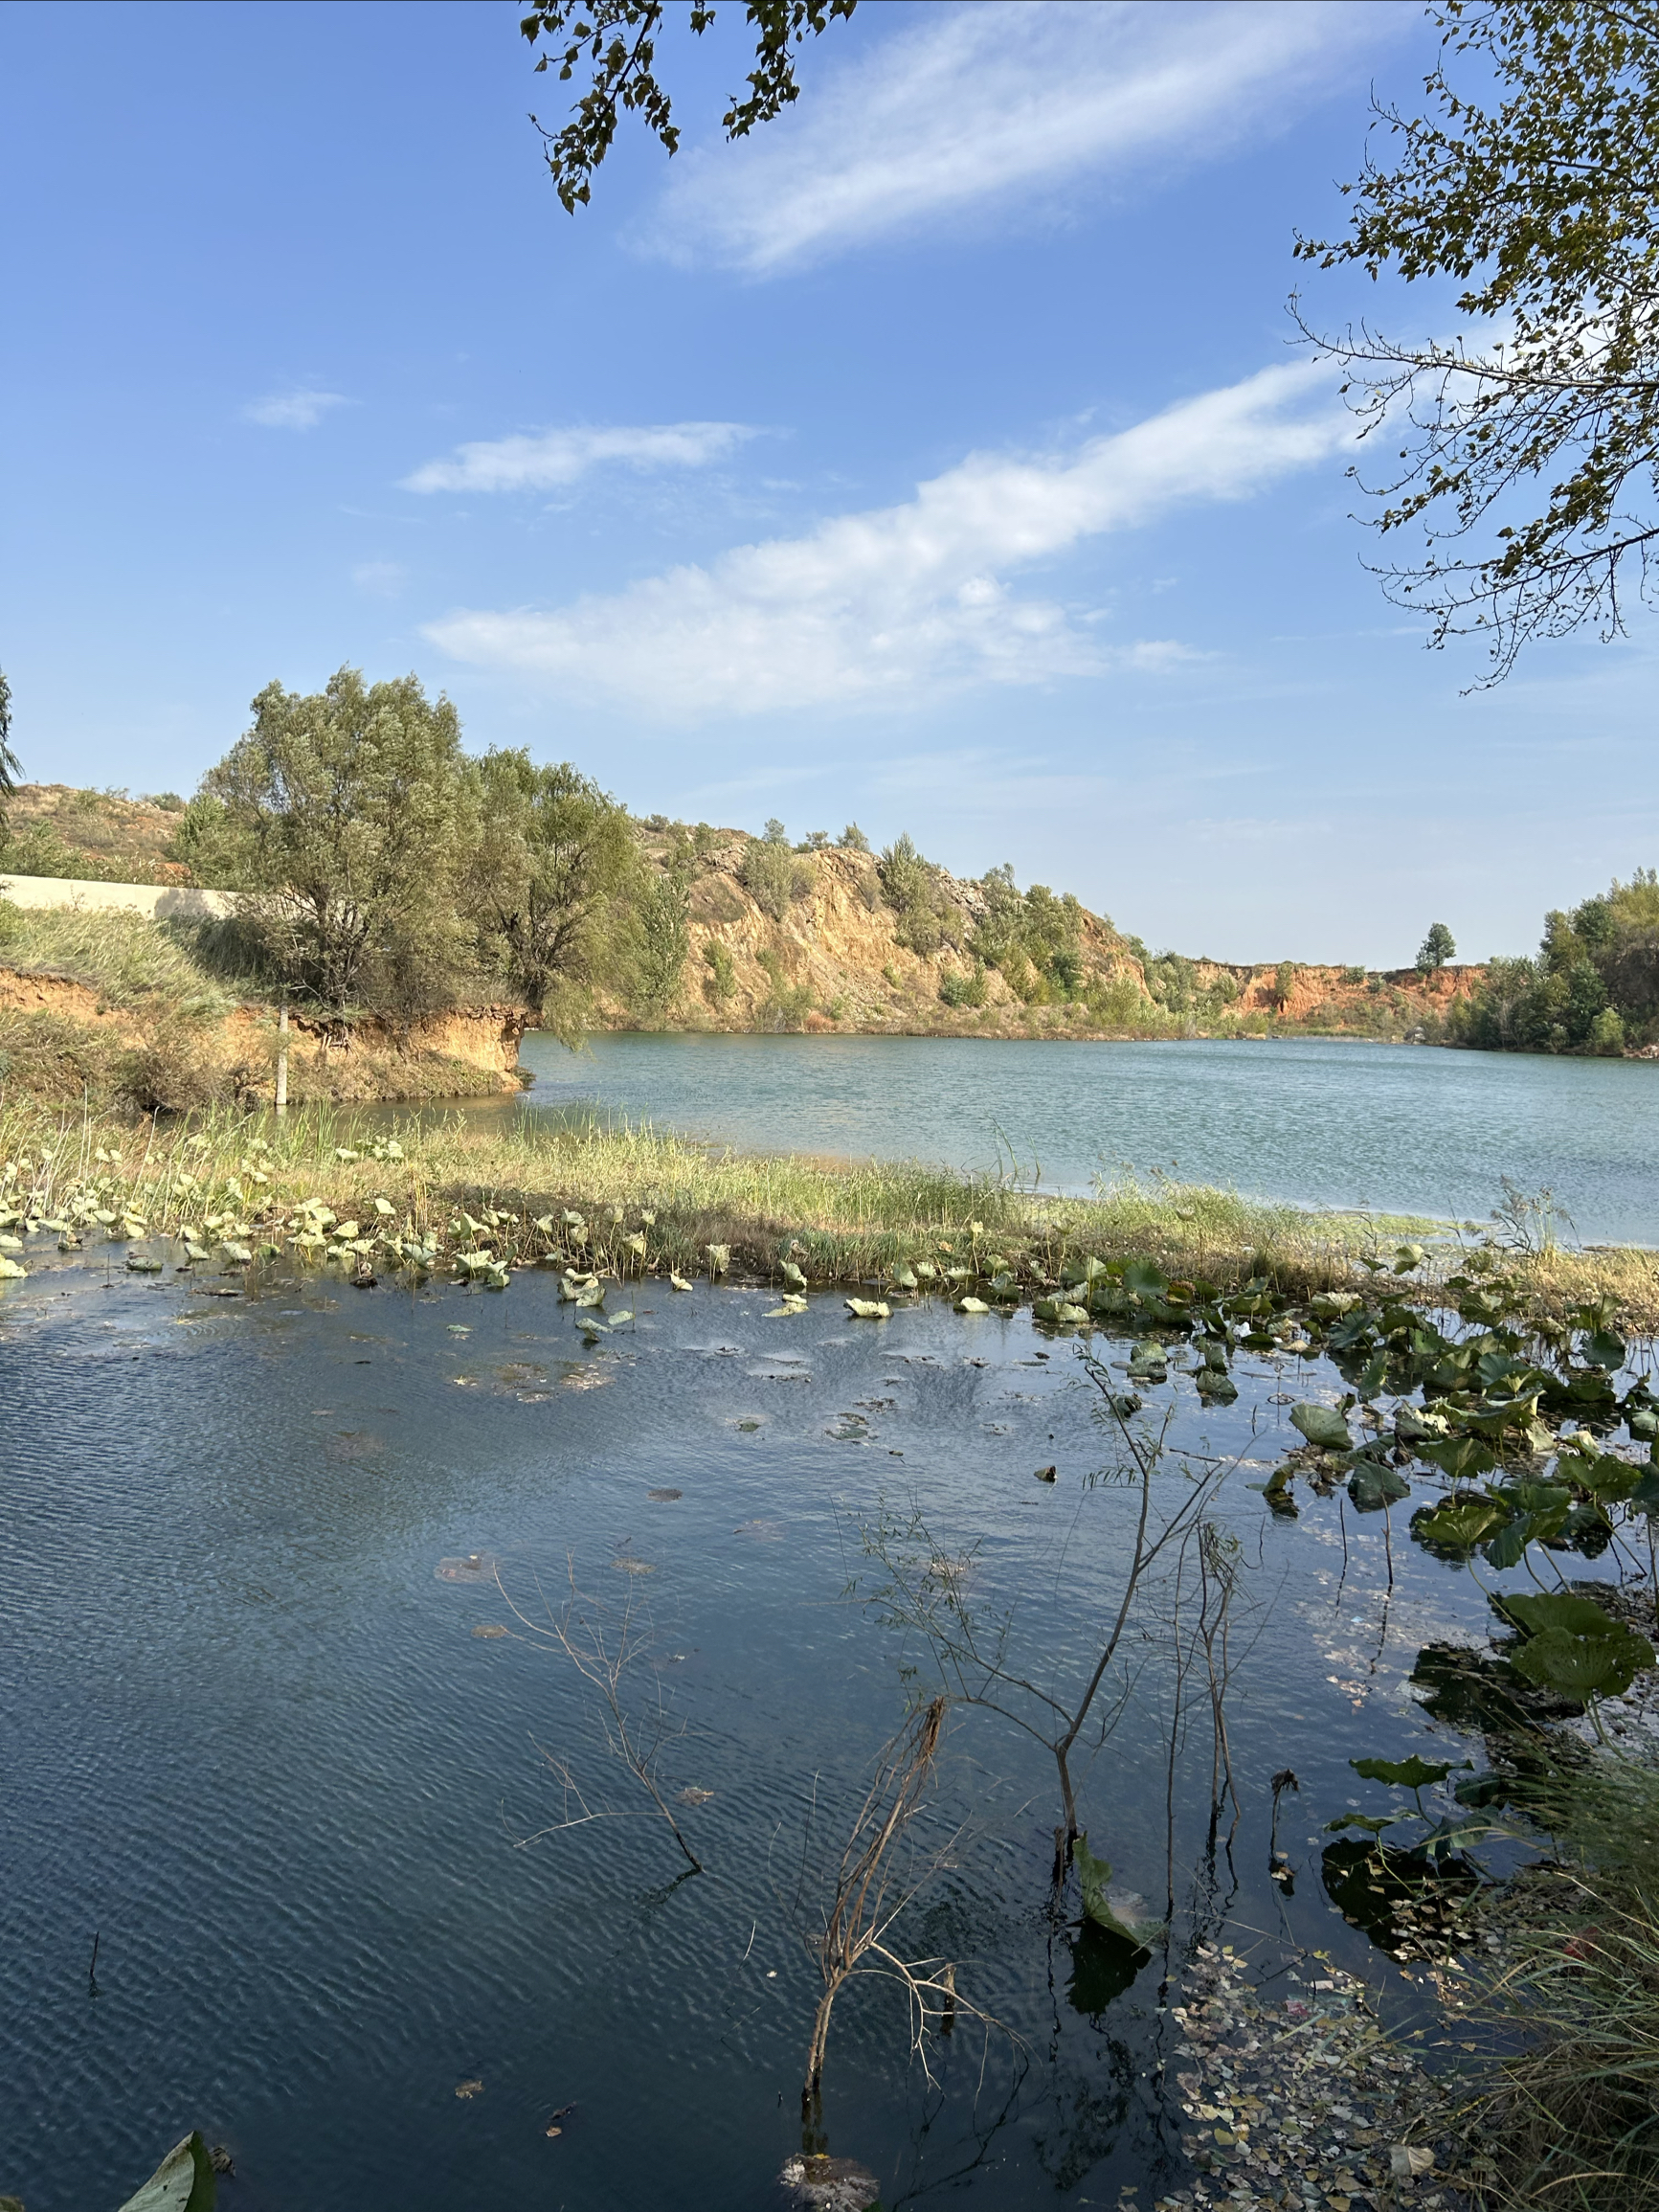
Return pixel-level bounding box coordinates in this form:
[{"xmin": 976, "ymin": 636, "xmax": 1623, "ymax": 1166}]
[
  {"xmin": 0, "ymin": 904, "xmax": 245, "ymax": 1018},
  {"xmin": 0, "ymin": 1096, "xmax": 1450, "ymax": 1291},
  {"xmin": 1466, "ymin": 1761, "xmax": 1659, "ymax": 2212}
]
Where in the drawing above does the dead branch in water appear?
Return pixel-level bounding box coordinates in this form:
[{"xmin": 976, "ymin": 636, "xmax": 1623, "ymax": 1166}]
[{"xmin": 498, "ymin": 1556, "xmax": 703, "ymax": 1873}]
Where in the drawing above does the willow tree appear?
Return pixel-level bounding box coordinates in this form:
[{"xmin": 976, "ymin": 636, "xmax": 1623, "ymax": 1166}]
[
  {"xmin": 1297, "ymin": 1, "xmax": 1659, "ymax": 678},
  {"xmin": 202, "ymin": 667, "xmax": 472, "ymax": 1014},
  {"xmin": 464, "ymin": 750, "xmax": 637, "ymax": 1040}
]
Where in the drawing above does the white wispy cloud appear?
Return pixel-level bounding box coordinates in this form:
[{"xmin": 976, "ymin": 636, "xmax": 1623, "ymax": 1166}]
[
  {"xmin": 645, "ymin": 0, "xmax": 1397, "ymax": 276},
  {"xmin": 243, "ymin": 387, "xmax": 349, "ymax": 430},
  {"xmin": 402, "ymin": 420, "xmax": 757, "ymax": 494},
  {"xmin": 424, "ymin": 361, "xmax": 1349, "ymax": 719},
  {"xmin": 351, "ymin": 560, "xmax": 407, "ymax": 598}
]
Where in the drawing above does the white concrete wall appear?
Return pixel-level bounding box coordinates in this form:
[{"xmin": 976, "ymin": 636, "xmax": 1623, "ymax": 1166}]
[{"xmin": 0, "ymin": 874, "xmax": 235, "ymax": 920}]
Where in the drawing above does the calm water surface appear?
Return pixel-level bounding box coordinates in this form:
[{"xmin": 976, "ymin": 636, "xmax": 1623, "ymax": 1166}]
[
  {"xmin": 492, "ymin": 1032, "xmax": 1659, "ymax": 1246},
  {"xmin": 2, "ymin": 1255, "xmax": 1555, "ymax": 2211}
]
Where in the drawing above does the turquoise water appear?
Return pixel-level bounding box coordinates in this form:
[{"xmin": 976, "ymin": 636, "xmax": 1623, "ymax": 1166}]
[{"xmin": 498, "ymin": 1032, "xmax": 1659, "ymax": 1245}]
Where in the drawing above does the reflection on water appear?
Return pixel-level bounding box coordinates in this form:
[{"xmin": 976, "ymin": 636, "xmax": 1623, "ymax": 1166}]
[
  {"xmin": 0, "ymin": 1257, "xmax": 1550, "ymax": 2210},
  {"xmin": 431, "ymin": 1030, "xmax": 1657, "ymax": 1244}
]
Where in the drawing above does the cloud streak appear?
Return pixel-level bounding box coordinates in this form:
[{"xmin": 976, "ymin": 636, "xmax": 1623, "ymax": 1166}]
[
  {"xmin": 645, "ymin": 0, "xmax": 1396, "ymax": 276},
  {"xmin": 424, "ymin": 362, "xmax": 1349, "ymax": 719},
  {"xmin": 243, "ymin": 387, "xmax": 348, "ymax": 430},
  {"xmin": 403, "ymin": 420, "xmax": 757, "ymax": 494}
]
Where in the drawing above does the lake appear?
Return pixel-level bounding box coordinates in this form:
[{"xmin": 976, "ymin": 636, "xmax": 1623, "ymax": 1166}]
[
  {"xmin": 483, "ymin": 1032, "xmax": 1659, "ymax": 1247},
  {"xmin": 1, "ymin": 1251, "xmax": 1579, "ymax": 2212}
]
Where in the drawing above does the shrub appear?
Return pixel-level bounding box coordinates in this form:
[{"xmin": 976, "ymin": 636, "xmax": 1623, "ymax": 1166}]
[
  {"xmin": 1588, "ymin": 1005, "xmax": 1627, "ymax": 1055},
  {"xmin": 877, "ymin": 833, "xmax": 944, "ymax": 955},
  {"xmin": 741, "ymin": 835, "xmax": 809, "ymax": 921},
  {"xmin": 939, "ymin": 962, "xmax": 987, "ymax": 1008},
  {"xmin": 702, "ymin": 938, "xmax": 736, "ymax": 1004}
]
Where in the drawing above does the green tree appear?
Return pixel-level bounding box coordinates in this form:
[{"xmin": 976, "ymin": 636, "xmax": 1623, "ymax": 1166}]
[
  {"xmin": 465, "ymin": 750, "xmax": 636, "ymax": 1036},
  {"xmin": 740, "ymin": 831, "xmax": 808, "ymax": 920},
  {"xmin": 1273, "ymin": 959, "xmax": 1297, "ymax": 1010},
  {"xmin": 1297, "ymin": 2, "xmax": 1659, "ymax": 677},
  {"xmin": 635, "ymin": 865, "xmax": 692, "ymax": 1018},
  {"xmin": 203, "ymin": 667, "xmax": 471, "ymax": 1013},
  {"xmin": 877, "ymin": 832, "xmax": 944, "ymax": 956},
  {"xmin": 521, "ymin": 0, "xmax": 858, "ymax": 212},
  {"xmin": 1417, "ymin": 920, "xmax": 1457, "ymax": 972},
  {"xmin": 0, "ymin": 667, "xmax": 18, "ymax": 824}
]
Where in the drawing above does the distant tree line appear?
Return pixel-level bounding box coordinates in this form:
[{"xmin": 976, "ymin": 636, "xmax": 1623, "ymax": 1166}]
[{"xmin": 1451, "ymin": 872, "xmax": 1659, "ymax": 1055}]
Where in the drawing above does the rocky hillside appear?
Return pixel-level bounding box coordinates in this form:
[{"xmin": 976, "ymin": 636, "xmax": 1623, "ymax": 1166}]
[{"xmin": 0, "ymin": 783, "xmax": 1476, "ymax": 1051}]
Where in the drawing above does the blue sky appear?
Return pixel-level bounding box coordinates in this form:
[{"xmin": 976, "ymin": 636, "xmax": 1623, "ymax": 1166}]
[{"xmin": 3, "ymin": 0, "xmax": 1654, "ymax": 964}]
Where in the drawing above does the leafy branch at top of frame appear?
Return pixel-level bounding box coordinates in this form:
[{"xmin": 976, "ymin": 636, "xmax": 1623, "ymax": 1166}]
[{"xmin": 520, "ymin": 1, "xmax": 858, "ymax": 213}]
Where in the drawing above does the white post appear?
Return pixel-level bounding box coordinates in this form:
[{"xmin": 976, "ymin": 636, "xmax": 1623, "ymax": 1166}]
[{"xmin": 276, "ymin": 992, "xmax": 289, "ymax": 1114}]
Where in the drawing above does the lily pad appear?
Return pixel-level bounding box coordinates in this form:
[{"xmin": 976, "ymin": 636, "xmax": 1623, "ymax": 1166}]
[
  {"xmin": 117, "ymin": 2133, "xmax": 216, "ymax": 2212},
  {"xmin": 1074, "ymin": 1833, "xmax": 1163, "ymax": 1947},
  {"xmin": 1347, "ymin": 1463, "xmax": 1411, "ymax": 1512},
  {"xmin": 844, "ymin": 1298, "xmax": 890, "ymax": 1320},
  {"xmin": 1351, "ymin": 1754, "xmax": 1461, "ymax": 1791},
  {"xmin": 1290, "ymin": 1403, "xmax": 1352, "ymax": 1452}
]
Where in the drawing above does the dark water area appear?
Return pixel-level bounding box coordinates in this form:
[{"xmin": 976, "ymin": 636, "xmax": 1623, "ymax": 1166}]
[
  {"xmin": 460, "ymin": 1032, "xmax": 1659, "ymax": 1247},
  {"xmin": 0, "ymin": 1258, "xmax": 1607, "ymax": 2210}
]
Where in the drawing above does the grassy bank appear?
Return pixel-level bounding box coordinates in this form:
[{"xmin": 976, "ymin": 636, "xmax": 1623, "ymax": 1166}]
[{"xmin": 1, "ymin": 1096, "xmax": 1653, "ymax": 1323}]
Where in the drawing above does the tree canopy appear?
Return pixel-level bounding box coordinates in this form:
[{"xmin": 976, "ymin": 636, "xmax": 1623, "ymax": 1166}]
[
  {"xmin": 1296, "ymin": 1, "xmax": 1659, "ymax": 679},
  {"xmin": 520, "ymin": 0, "xmax": 858, "ymax": 212}
]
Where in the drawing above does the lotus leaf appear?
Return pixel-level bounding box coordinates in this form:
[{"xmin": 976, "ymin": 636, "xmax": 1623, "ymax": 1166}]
[
  {"xmin": 1035, "ymin": 1298, "xmax": 1087, "ymax": 1324},
  {"xmin": 623, "ymin": 1231, "xmax": 647, "ymax": 1257},
  {"xmin": 844, "ymin": 1298, "xmax": 890, "ymax": 1320},
  {"xmin": 1127, "ymin": 1340, "xmax": 1168, "ymax": 1377},
  {"xmin": 705, "ymin": 1244, "xmax": 730, "ymax": 1275},
  {"xmin": 1348, "ymin": 1463, "xmax": 1411, "ymax": 1512},
  {"xmin": 220, "ymin": 1243, "xmax": 252, "ymax": 1265},
  {"xmin": 1352, "ymin": 1753, "xmax": 1462, "ymax": 1791},
  {"xmin": 1412, "ymin": 1493, "xmax": 1510, "ymax": 1553},
  {"xmin": 780, "ymin": 1261, "xmax": 807, "ymax": 1291},
  {"xmin": 374, "ymin": 1197, "xmax": 395, "ymax": 1218},
  {"xmin": 0, "ymin": 1257, "xmax": 28, "ymax": 1278},
  {"xmin": 125, "ymin": 1254, "xmax": 164, "ymax": 1274},
  {"xmin": 1394, "ymin": 1404, "xmax": 1446, "ymax": 1443},
  {"xmin": 955, "ymin": 1296, "xmax": 991, "ymax": 1314},
  {"xmin": 1507, "ymin": 1610, "xmax": 1654, "ymax": 1703},
  {"xmin": 608, "ymin": 1309, "xmax": 634, "ymax": 1325},
  {"xmin": 1417, "ymin": 1433, "xmax": 1498, "ymax": 1482},
  {"xmin": 0, "ymin": 1235, "xmax": 20, "ymax": 1252},
  {"xmin": 1630, "ymin": 1407, "xmax": 1659, "ymax": 1441},
  {"xmin": 1581, "ymin": 1328, "xmax": 1628, "ymax": 1370},
  {"xmin": 765, "ymin": 1299, "xmax": 807, "ymax": 1318},
  {"xmin": 117, "ymin": 2132, "xmax": 216, "ymax": 2212},
  {"xmin": 1393, "ymin": 1242, "xmax": 1427, "ymax": 1273},
  {"xmin": 1122, "ymin": 1259, "xmax": 1169, "ymax": 1298},
  {"xmin": 892, "ymin": 1266, "xmax": 918, "ymax": 1291},
  {"xmin": 1193, "ymin": 1369, "xmax": 1238, "ymax": 1402},
  {"xmin": 912, "ymin": 1261, "xmax": 937, "ymax": 1281},
  {"xmin": 1290, "ymin": 1403, "xmax": 1353, "ymax": 1452},
  {"xmin": 1104, "ymin": 1391, "xmax": 1141, "ymax": 1418},
  {"xmin": 1073, "ymin": 1834, "xmax": 1163, "ymax": 1947},
  {"xmin": 669, "ymin": 1273, "xmax": 694, "ymax": 1292}
]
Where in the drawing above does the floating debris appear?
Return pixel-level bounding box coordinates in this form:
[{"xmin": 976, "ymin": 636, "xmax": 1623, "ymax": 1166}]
[
  {"xmin": 1153, "ymin": 1946, "xmax": 1470, "ymax": 2212},
  {"xmin": 677, "ymin": 1786, "xmax": 715, "ymax": 1805},
  {"xmin": 471, "ymin": 1624, "xmax": 509, "ymax": 1639},
  {"xmin": 734, "ymin": 1518, "xmax": 786, "ymax": 1543},
  {"xmin": 647, "ymin": 1487, "xmax": 684, "ymax": 1502},
  {"xmin": 455, "ymin": 2078, "xmax": 483, "ymax": 2100},
  {"xmin": 778, "ymin": 2153, "xmax": 882, "ymax": 2210},
  {"xmin": 613, "ymin": 1558, "xmax": 657, "ymax": 1575},
  {"xmin": 436, "ymin": 1552, "xmax": 499, "ymax": 1584}
]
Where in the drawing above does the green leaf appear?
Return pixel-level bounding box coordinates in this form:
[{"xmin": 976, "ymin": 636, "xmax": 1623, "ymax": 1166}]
[
  {"xmin": 1582, "ymin": 1328, "xmax": 1627, "ymax": 1370},
  {"xmin": 117, "ymin": 2132, "xmax": 216, "ymax": 2212},
  {"xmin": 1417, "ymin": 1433, "xmax": 1498, "ymax": 1482},
  {"xmin": 954, "ymin": 1295, "xmax": 991, "ymax": 1315},
  {"xmin": 1510, "ymin": 1620, "xmax": 1654, "ymax": 1704},
  {"xmin": 1348, "ymin": 1463, "xmax": 1411, "ymax": 1512},
  {"xmin": 1351, "ymin": 1753, "xmax": 1462, "ymax": 1791},
  {"xmin": 1122, "ymin": 1258, "xmax": 1169, "ymax": 1298},
  {"xmin": 844, "ymin": 1298, "xmax": 890, "ymax": 1320},
  {"xmin": 1411, "ymin": 1492, "xmax": 1510, "ymax": 1553},
  {"xmin": 1290, "ymin": 1403, "xmax": 1353, "ymax": 1451},
  {"xmin": 1193, "ymin": 1368, "xmax": 1238, "ymax": 1402},
  {"xmin": 1073, "ymin": 1833, "xmax": 1163, "ymax": 1947}
]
